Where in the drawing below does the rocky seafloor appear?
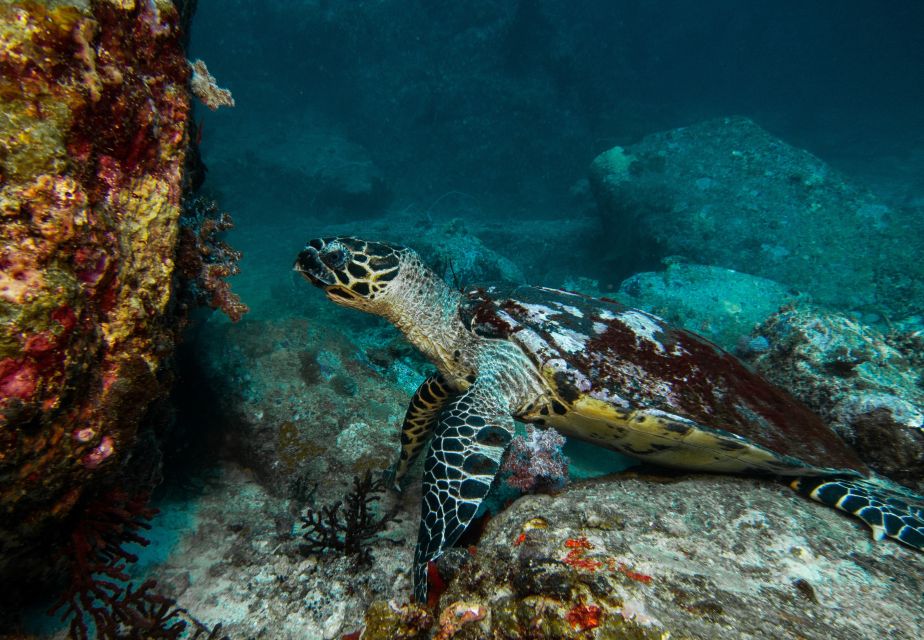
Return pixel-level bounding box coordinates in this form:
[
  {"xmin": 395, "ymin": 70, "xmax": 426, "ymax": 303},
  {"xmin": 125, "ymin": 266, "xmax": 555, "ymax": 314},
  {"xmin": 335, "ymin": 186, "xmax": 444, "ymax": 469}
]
[{"xmin": 61, "ymin": 462, "xmax": 921, "ymax": 640}]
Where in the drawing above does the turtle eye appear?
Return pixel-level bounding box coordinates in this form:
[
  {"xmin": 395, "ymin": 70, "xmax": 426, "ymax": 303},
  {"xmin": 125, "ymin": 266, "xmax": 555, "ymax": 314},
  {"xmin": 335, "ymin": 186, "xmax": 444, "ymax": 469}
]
[{"xmin": 321, "ymin": 243, "xmax": 349, "ymax": 269}]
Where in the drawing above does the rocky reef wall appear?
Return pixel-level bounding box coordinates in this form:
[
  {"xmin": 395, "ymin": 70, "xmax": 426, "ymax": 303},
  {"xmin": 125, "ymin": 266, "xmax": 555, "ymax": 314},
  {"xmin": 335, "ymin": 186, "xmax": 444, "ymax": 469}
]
[{"xmin": 0, "ymin": 0, "xmax": 191, "ymax": 584}]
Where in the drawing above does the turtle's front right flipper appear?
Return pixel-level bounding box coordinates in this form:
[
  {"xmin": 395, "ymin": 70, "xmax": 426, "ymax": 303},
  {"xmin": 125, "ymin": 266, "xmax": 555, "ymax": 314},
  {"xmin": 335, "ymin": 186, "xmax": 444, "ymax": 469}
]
[
  {"xmin": 388, "ymin": 373, "xmax": 454, "ymax": 492},
  {"xmin": 792, "ymin": 477, "xmax": 924, "ymax": 550},
  {"xmin": 412, "ymin": 384, "xmax": 514, "ymax": 604}
]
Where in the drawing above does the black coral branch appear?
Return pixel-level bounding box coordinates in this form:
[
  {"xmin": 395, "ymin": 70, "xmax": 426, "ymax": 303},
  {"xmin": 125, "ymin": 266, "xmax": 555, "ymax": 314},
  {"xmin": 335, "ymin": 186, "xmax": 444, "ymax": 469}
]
[{"xmin": 298, "ymin": 471, "xmax": 398, "ymax": 566}]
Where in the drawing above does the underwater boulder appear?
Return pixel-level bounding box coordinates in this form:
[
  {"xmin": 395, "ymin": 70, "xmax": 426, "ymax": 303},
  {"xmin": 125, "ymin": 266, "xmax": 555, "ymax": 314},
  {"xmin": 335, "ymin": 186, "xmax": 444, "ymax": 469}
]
[
  {"xmin": 366, "ymin": 474, "xmax": 923, "ymax": 639},
  {"xmin": 0, "ymin": 0, "xmax": 191, "ymax": 584},
  {"xmin": 306, "ymin": 134, "xmax": 392, "ymax": 219},
  {"xmin": 589, "ymin": 116, "xmax": 924, "ymax": 317},
  {"xmin": 412, "ymin": 219, "xmax": 527, "ymax": 286},
  {"xmin": 616, "ymin": 261, "xmax": 801, "ymax": 351},
  {"xmin": 747, "ymin": 306, "xmax": 924, "ymax": 491},
  {"xmin": 317, "ymin": 212, "xmax": 605, "ymax": 289}
]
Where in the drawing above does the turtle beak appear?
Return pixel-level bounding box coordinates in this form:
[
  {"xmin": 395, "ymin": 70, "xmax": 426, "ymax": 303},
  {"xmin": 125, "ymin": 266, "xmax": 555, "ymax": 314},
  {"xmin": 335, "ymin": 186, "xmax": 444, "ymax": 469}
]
[{"xmin": 294, "ymin": 246, "xmax": 337, "ymax": 287}]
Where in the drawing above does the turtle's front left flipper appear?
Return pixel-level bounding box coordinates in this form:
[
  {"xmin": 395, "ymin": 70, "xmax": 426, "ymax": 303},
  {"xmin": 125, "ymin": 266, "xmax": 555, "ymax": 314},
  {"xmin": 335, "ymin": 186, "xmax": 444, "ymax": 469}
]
[
  {"xmin": 412, "ymin": 384, "xmax": 514, "ymax": 604},
  {"xmin": 388, "ymin": 373, "xmax": 454, "ymax": 492},
  {"xmin": 792, "ymin": 477, "xmax": 924, "ymax": 550}
]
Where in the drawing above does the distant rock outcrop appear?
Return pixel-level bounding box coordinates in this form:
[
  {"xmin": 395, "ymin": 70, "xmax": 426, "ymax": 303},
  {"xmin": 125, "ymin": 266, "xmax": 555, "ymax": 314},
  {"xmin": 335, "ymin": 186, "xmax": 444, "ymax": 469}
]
[{"xmin": 589, "ymin": 117, "xmax": 924, "ymax": 317}]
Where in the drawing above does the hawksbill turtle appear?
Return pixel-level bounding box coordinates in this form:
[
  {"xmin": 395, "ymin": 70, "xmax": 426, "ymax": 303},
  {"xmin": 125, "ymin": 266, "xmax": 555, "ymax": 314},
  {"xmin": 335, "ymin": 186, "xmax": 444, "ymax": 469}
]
[{"xmin": 294, "ymin": 236, "xmax": 924, "ymax": 603}]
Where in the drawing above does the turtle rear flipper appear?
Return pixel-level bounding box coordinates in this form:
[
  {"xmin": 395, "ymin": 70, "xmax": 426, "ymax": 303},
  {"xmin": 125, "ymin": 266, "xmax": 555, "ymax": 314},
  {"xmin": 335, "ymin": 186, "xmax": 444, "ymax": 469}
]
[
  {"xmin": 387, "ymin": 372, "xmax": 454, "ymax": 492},
  {"xmin": 413, "ymin": 383, "xmax": 514, "ymax": 604},
  {"xmin": 792, "ymin": 477, "xmax": 924, "ymax": 550}
]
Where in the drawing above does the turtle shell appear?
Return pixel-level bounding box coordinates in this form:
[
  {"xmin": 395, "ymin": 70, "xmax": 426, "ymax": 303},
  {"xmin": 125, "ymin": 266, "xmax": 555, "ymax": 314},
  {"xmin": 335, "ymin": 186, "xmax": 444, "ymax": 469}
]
[{"xmin": 460, "ymin": 284, "xmax": 866, "ymax": 476}]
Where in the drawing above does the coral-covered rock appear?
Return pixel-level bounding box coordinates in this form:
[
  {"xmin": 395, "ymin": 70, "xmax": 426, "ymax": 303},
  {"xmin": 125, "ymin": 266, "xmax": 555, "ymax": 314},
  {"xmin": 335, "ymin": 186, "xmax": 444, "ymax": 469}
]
[
  {"xmin": 0, "ymin": 0, "xmax": 191, "ymax": 582},
  {"xmin": 501, "ymin": 425, "xmax": 569, "ymax": 493},
  {"xmin": 371, "ymin": 474, "xmax": 923, "ymax": 640},
  {"xmin": 747, "ymin": 306, "xmax": 924, "ymax": 491},
  {"xmin": 589, "ymin": 117, "xmax": 924, "ymax": 316}
]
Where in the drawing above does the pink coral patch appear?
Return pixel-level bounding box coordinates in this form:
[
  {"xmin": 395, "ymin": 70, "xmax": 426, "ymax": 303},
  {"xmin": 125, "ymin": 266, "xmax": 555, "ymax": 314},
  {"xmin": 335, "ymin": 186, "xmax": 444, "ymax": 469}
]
[
  {"xmin": 24, "ymin": 332, "xmax": 57, "ymax": 354},
  {"xmin": 74, "ymin": 247, "xmax": 111, "ymax": 286},
  {"xmin": 0, "ymin": 359, "xmax": 38, "ymax": 400},
  {"xmin": 83, "ymin": 435, "xmax": 115, "ymax": 469}
]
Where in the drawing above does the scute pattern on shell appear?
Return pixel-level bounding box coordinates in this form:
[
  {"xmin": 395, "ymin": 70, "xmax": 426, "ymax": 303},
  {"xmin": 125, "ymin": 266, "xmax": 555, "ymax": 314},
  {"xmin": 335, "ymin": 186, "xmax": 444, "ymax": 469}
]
[{"xmin": 460, "ymin": 285, "xmax": 867, "ymax": 474}]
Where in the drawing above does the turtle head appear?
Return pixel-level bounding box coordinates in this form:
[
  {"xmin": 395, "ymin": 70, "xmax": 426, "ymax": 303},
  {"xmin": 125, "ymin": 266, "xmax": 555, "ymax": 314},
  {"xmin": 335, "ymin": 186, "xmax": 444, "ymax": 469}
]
[{"xmin": 294, "ymin": 236, "xmax": 406, "ymax": 312}]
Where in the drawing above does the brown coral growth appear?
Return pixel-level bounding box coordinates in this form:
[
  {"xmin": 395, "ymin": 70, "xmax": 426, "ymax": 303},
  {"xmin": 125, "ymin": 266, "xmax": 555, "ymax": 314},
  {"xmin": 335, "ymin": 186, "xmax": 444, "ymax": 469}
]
[
  {"xmin": 175, "ymin": 196, "xmax": 248, "ymax": 321},
  {"xmin": 189, "ymin": 58, "xmax": 235, "ymax": 111}
]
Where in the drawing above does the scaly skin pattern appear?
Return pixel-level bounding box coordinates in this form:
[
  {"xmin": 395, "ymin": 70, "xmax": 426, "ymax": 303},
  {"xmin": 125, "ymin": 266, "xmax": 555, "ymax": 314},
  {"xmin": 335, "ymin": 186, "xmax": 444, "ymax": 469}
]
[
  {"xmin": 0, "ymin": 0, "xmax": 189, "ymax": 576},
  {"xmin": 390, "ymin": 372, "xmax": 452, "ymax": 488}
]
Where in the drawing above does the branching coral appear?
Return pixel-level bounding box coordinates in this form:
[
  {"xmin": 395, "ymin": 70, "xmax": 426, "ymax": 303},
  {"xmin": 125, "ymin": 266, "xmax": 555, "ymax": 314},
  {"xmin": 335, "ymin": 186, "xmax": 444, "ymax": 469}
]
[
  {"xmin": 189, "ymin": 59, "xmax": 235, "ymax": 111},
  {"xmin": 176, "ymin": 196, "xmax": 248, "ymax": 321},
  {"xmin": 298, "ymin": 471, "xmax": 397, "ymax": 566},
  {"xmin": 50, "ymin": 489, "xmax": 228, "ymax": 640},
  {"xmin": 501, "ymin": 425, "xmax": 569, "ymax": 492}
]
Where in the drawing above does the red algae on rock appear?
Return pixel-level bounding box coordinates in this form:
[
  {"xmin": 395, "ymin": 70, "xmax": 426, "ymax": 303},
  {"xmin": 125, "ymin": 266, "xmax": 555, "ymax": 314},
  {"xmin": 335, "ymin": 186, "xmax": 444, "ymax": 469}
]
[{"xmin": 0, "ymin": 0, "xmax": 192, "ymax": 583}]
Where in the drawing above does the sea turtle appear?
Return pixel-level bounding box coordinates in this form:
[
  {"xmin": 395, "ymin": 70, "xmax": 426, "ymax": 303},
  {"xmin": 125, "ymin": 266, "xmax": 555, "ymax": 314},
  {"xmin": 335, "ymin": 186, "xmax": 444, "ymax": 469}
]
[{"xmin": 294, "ymin": 236, "xmax": 924, "ymax": 603}]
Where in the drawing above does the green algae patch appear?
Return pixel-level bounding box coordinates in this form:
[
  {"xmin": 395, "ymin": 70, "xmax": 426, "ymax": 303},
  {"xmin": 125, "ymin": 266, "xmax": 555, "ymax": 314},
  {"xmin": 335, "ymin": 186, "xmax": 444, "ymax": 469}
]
[{"xmin": 278, "ymin": 420, "xmax": 327, "ymax": 471}]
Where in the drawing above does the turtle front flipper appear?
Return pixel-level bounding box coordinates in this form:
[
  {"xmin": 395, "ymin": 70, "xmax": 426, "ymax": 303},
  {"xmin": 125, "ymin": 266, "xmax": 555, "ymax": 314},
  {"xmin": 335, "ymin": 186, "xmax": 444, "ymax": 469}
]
[
  {"xmin": 388, "ymin": 373, "xmax": 454, "ymax": 492},
  {"xmin": 413, "ymin": 384, "xmax": 514, "ymax": 604},
  {"xmin": 792, "ymin": 477, "xmax": 924, "ymax": 550}
]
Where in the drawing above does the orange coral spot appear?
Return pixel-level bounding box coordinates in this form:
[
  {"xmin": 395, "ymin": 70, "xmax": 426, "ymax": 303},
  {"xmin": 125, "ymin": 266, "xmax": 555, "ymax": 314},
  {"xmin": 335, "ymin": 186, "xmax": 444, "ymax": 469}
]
[
  {"xmin": 24, "ymin": 331, "xmax": 56, "ymax": 354},
  {"xmin": 51, "ymin": 306, "xmax": 77, "ymax": 331},
  {"xmin": 566, "ymin": 603, "xmax": 602, "ymax": 631},
  {"xmin": 514, "ymin": 532, "xmax": 527, "ymax": 546},
  {"xmin": 564, "ymin": 551, "xmax": 603, "ymax": 571},
  {"xmin": 617, "ymin": 563, "xmax": 653, "ymax": 584},
  {"xmin": 565, "ymin": 537, "xmax": 593, "ymax": 550},
  {"xmin": 563, "ymin": 538, "xmax": 602, "ymax": 571}
]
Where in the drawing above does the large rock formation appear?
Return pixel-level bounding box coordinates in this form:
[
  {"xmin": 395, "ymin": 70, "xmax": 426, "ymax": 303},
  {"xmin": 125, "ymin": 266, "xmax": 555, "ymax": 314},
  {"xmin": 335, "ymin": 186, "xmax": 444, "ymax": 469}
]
[
  {"xmin": 0, "ymin": 0, "xmax": 191, "ymax": 584},
  {"xmin": 589, "ymin": 117, "xmax": 924, "ymax": 316},
  {"xmin": 363, "ymin": 473, "xmax": 924, "ymax": 639}
]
